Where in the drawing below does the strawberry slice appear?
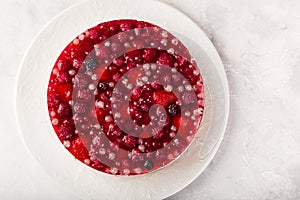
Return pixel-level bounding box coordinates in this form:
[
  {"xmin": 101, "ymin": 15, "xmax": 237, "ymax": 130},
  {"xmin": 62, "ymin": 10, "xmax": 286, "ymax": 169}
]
[{"xmin": 152, "ymin": 90, "xmax": 177, "ymax": 107}]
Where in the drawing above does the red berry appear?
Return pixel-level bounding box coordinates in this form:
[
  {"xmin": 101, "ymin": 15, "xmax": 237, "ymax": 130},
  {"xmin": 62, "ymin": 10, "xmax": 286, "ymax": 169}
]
[
  {"xmin": 120, "ymin": 22, "xmax": 134, "ymax": 31},
  {"xmin": 123, "ymin": 135, "xmax": 137, "ymax": 148},
  {"xmin": 57, "ymin": 59, "xmax": 72, "ymax": 72},
  {"xmin": 68, "ymin": 137, "xmax": 89, "ymax": 162},
  {"xmin": 48, "ymin": 94, "xmax": 60, "ymax": 107},
  {"xmin": 57, "ymin": 72, "xmax": 71, "ymax": 83},
  {"xmin": 142, "ymin": 49, "xmax": 158, "ymax": 63},
  {"xmin": 57, "ymin": 102, "xmax": 72, "ymax": 118},
  {"xmin": 89, "ymin": 29, "xmax": 100, "ymax": 39},
  {"xmin": 58, "ymin": 122, "xmax": 75, "ymax": 140},
  {"xmin": 56, "ymin": 84, "xmax": 73, "ymax": 102},
  {"xmin": 152, "ymin": 90, "xmax": 177, "ymax": 107},
  {"xmin": 157, "ymin": 52, "xmax": 174, "ymax": 66}
]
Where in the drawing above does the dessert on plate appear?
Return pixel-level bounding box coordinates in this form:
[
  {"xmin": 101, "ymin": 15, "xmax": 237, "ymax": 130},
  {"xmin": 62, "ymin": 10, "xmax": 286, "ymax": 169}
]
[{"xmin": 47, "ymin": 19, "xmax": 204, "ymax": 175}]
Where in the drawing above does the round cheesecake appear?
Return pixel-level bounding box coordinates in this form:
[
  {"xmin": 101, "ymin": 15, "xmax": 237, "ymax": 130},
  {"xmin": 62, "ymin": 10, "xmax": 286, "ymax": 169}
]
[{"xmin": 47, "ymin": 19, "xmax": 204, "ymax": 176}]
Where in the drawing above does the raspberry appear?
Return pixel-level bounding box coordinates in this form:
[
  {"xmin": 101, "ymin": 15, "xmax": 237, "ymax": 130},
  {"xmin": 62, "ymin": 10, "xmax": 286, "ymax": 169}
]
[
  {"xmin": 113, "ymin": 56, "xmax": 125, "ymax": 66},
  {"xmin": 123, "ymin": 135, "xmax": 137, "ymax": 148},
  {"xmin": 48, "ymin": 94, "xmax": 60, "ymax": 107},
  {"xmin": 69, "ymin": 137, "xmax": 89, "ymax": 162},
  {"xmin": 120, "ymin": 22, "xmax": 134, "ymax": 31},
  {"xmin": 57, "ymin": 72, "xmax": 71, "ymax": 83},
  {"xmin": 57, "ymin": 102, "xmax": 72, "ymax": 118},
  {"xmin": 58, "ymin": 122, "xmax": 75, "ymax": 140},
  {"xmin": 57, "ymin": 59, "xmax": 72, "ymax": 72},
  {"xmin": 152, "ymin": 90, "xmax": 177, "ymax": 107},
  {"xmin": 157, "ymin": 52, "xmax": 174, "ymax": 66},
  {"xmin": 142, "ymin": 49, "xmax": 158, "ymax": 63},
  {"xmin": 89, "ymin": 29, "xmax": 100, "ymax": 39}
]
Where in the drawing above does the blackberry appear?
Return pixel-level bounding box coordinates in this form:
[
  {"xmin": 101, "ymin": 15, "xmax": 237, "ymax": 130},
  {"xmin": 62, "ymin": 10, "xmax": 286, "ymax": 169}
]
[
  {"xmin": 144, "ymin": 160, "xmax": 154, "ymax": 170},
  {"xmin": 84, "ymin": 57, "xmax": 98, "ymax": 71}
]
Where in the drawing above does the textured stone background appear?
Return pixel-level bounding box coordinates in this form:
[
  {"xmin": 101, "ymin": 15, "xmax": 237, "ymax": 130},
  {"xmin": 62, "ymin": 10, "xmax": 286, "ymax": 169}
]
[{"xmin": 1, "ymin": 0, "xmax": 299, "ymax": 199}]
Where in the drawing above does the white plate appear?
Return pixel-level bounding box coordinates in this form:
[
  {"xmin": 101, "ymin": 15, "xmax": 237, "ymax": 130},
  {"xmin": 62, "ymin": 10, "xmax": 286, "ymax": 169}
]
[{"xmin": 15, "ymin": 0, "xmax": 229, "ymax": 199}]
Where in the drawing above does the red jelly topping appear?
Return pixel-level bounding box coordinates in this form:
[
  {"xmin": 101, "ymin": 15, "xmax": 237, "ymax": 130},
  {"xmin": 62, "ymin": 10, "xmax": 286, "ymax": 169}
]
[{"xmin": 47, "ymin": 20, "xmax": 204, "ymax": 175}]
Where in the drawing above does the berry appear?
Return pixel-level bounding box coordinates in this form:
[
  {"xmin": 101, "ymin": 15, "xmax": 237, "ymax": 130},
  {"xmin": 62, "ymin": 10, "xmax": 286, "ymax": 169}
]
[
  {"xmin": 58, "ymin": 122, "xmax": 75, "ymax": 140},
  {"xmin": 109, "ymin": 23, "xmax": 120, "ymax": 34},
  {"xmin": 72, "ymin": 59, "xmax": 83, "ymax": 69},
  {"xmin": 142, "ymin": 49, "xmax": 158, "ymax": 63},
  {"xmin": 84, "ymin": 57, "xmax": 98, "ymax": 71},
  {"xmin": 68, "ymin": 137, "xmax": 89, "ymax": 162},
  {"xmin": 144, "ymin": 160, "xmax": 154, "ymax": 170},
  {"xmin": 152, "ymin": 90, "xmax": 177, "ymax": 107},
  {"xmin": 157, "ymin": 52, "xmax": 174, "ymax": 66},
  {"xmin": 57, "ymin": 102, "xmax": 72, "ymax": 118},
  {"xmin": 98, "ymin": 82, "xmax": 109, "ymax": 92},
  {"xmin": 57, "ymin": 72, "xmax": 71, "ymax": 83},
  {"xmin": 89, "ymin": 29, "xmax": 100, "ymax": 39},
  {"xmin": 120, "ymin": 22, "xmax": 134, "ymax": 31},
  {"xmin": 56, "ymin": 84, "xmax": 73, "ymax": 102},
  {"xmin": 167, "ymin": 103, "xmax": 179, "ymax": 116},
  {"xmin": 48, "ymin": 94, "xmax": 60, "ymax": 107},
  {"xmin": 123, "ymin": 135, "xmax": 137, "ymax": 148},
  {"xmin": 113, "ymin": 56, "xmax": 125, "ymax": 66},
  {"xmin": 57, "ymin": 59, "xmax": 72, "ymax": 72}
]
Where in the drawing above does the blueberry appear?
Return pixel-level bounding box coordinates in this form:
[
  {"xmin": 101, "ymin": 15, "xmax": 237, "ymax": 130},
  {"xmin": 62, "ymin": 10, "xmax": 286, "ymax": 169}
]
[
  {"xmin": 84, "ymin": 57, "xmax": 98, "ymax": 71},
  {"xmin": 167, "ymin": 103, "xmax": 179, "ymax": 116},
  {"xmin": 144, "ymin": 160, "xmax": 154, "ymax": 170}
]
